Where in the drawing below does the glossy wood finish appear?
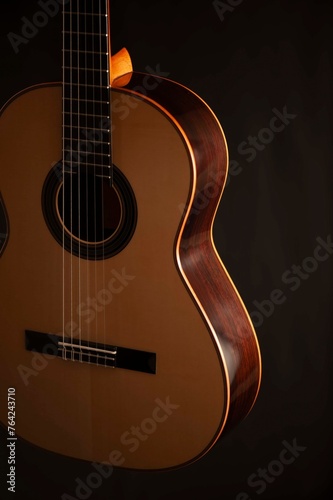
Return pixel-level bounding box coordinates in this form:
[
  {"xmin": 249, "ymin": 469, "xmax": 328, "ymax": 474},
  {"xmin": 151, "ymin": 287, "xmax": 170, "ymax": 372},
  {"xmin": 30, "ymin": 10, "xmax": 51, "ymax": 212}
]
[
  {"xmin": 120, "ymin": 72, "xmax": 262, "ymax": 431},
  {"xmin": 0, "ymin": 72, "xmax": 261, "ymax": 470}
]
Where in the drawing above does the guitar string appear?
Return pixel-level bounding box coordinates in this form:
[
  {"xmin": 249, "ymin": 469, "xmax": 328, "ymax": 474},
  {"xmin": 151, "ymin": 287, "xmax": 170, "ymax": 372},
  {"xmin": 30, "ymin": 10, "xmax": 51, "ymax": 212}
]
[
  {"xmin": 107, "ymin": 0, "xmax": 111, "ymax": 363},
  {"xmin": 86, "ymin": 1, "xmax": 93, "ymax": 361},
  {"xmin": 77, "ymin": 0, "xmax": 82, "ymax": 361},
  {"xmin": 108, "ymin": 1, "xmax": 114, "ymax": 190},
  {"xmin": 100, "ymin": 0, "xmax": 107, "ymax": 366},
  {"xmin": 99, "ymin": 0, "xmax": 110, "ymax": 367},
  {"xmin": 62, "ymin": 2, "xmax": 65, "ymax": 359},
  {"xmin": 92, "ymin": 0, "xmax": 98, "ymax": 361},
  {"xmin": 100, "ymin": 2, "xmax": 105, "ymax": 361},
  {"xmin": 105, "ymin": 0, "xmax": 111, "ymax": 363},
  {"xmin": 70, "ymin": 2, "xmax": 75, "ymax": 360},
  {"xmin": 70, "ymin": 0, "xmax": 75, "ymax": 360},
  {"xmin": 79, "ymin": 0, "xmax": 86, "ymax": 360},
  {"xmin": 63, "ymin": 3, "xmax": 73, "ymax": 359},
  {"xmin": 84, "ymin": 0, "xmax": 91, "ymax": 360},
  {"xmin": 63, "ymin": 1, "xmax": 110, "ymax": 363}
]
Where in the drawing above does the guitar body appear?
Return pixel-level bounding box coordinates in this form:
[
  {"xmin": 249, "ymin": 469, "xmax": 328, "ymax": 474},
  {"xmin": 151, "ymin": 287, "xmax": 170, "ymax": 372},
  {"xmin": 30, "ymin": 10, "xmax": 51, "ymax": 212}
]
[{"xmin": 0, "ymin": 73, "xmax": 261, "ymax": 470}]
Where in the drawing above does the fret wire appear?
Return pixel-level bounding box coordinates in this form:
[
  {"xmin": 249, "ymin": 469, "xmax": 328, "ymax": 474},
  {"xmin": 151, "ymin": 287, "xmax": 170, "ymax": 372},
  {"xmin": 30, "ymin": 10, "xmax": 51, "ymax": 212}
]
[
  {"xmin": 63, "ymin": 142, "xmax": 111, "ymax": 147},
  {"xmin": 63, "ymin": 49, "xmax": 108, "ymax": 55},
  {"xmin": 63, "ymin": 148, "xmax": 111, "ymax": 156},
  {"xmin": 63, "ymin": 143, "xmax": 111, "ymax": 151},
  {"xmin": 63, "ymin": 67, "xmax": 109, "ymax": 73},
  {"xmin": 62, "ymin": 123, "xmax": 110, "ymax": 130},
  {"xmin": 64, "ymin": 112, "xmax": 109, "ymax": 117},
  {"xmin": 63, "ymin": 8, "xmax": 107, "ymax": 16},
  {"xmin": 62, "ymin": 12, "xmax": 107, "ymax": 17},
  {"xmin": 63, "ymin": 31, "xmax": 108, "ymax": 36},
  {"xmin": 64, "ymin": 83, "xmax": 109, "ymax": 88},
  {"xmin": 62, "ymin": 2, "xmax": 107, "ymax": 13},
  {"xmin": 63, "ymin": 160, "xmax": 111, "ymax": 167},
  {"xmin": 63, "ymin": 83, "xmax": 109, "ymax": 89},
  {"xmin": 63, "ymin": 98, "xmax": 110, "ymax": 104},
  {"xmin": 64, "ymin": 79, "xmax": 109, "ymax": 88},
  {"xmin": 62, "ymin": 3, "xmax": 112, "ymax": 176},
  {"xmin": 63, "ymin": 149, "xmax": 110, "ymax": 157},
  {"xmin": 63, "ymin": 36, "xmax": 108, "ymax": 52},
  {"xmin": 63, "ymin": 161, "xmax": 112, "ymax": 168}
]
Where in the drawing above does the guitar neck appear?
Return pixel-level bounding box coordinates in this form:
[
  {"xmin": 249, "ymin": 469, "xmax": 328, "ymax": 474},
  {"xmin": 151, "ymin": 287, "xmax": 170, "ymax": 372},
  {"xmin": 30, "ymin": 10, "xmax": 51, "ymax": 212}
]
[{"xmin": 62, "ymin": 0, "xmax": 112, "ymax": 172}]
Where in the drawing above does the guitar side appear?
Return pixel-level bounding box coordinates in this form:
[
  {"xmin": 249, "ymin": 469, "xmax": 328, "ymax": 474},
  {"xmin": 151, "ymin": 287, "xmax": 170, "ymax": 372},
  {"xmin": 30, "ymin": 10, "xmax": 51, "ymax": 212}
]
[
  {"xmin": 0, "ymin": 73, "xmax": 261, "ymax": 470},
  {"xmin": 124, "ymin": 73, "xmax": 262, "ymax": 431}
]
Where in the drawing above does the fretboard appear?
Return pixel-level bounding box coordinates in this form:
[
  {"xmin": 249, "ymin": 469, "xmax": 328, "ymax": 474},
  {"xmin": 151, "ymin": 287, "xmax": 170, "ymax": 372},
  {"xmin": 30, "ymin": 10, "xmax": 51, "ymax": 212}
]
[{"xmin": 62, "ymin": 0, "xmax": 111, "ymax": 172}]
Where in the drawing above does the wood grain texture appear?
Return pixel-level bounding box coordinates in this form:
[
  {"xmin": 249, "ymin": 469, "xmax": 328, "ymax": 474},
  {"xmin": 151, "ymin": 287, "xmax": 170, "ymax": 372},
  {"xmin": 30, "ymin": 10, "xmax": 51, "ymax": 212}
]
[
  {"xmin": 0, "ymin": 82, "xmax": 227, "ymax": 470},
  {"xmin": 119, "ymin": 72, "xmax": 262, "ymax": 432}
]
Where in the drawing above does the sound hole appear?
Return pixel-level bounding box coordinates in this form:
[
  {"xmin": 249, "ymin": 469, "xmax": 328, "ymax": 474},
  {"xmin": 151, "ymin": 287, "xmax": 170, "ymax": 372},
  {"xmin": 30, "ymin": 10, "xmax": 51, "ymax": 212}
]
[
  {"xmin": 57, "ymin": 173, "xmax": 121, "ymax": 243},
  {"xmin": 42, "ymin": 162, "xmax": 137, "ymax": 260}
]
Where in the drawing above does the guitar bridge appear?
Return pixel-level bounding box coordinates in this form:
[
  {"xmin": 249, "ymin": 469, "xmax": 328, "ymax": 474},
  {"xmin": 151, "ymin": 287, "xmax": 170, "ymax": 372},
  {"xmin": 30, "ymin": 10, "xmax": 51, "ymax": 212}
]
[
  {"xmin": 58, "ymin": 341, "xmax": 117, "ymax": 367},
  {"xmin": 25, "ymin": 330, "xmax": 156, "ymax": 374}
]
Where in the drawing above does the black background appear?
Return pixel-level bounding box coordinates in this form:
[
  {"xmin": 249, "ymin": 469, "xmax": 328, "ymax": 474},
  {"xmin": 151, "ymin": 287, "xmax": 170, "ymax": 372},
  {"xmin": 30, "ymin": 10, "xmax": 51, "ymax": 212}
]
[{"xmin": 0, "ymin": 0, "xmax": 332, "ymax": 499}]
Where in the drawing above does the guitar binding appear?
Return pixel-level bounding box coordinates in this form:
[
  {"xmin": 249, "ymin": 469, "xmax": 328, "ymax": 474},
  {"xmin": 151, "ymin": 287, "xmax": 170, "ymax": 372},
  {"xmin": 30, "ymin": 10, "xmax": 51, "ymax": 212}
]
[{"xmin": 0, "ymin": 193, "xmax": 9, "ymax": 257}]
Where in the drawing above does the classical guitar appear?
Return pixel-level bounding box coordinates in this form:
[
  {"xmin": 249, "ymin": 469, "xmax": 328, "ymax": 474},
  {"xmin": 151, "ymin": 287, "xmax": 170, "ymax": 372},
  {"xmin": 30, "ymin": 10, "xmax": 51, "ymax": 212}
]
[{"xmin": 0, "ymin": 1, "xmax": 261, "ymax": 470}]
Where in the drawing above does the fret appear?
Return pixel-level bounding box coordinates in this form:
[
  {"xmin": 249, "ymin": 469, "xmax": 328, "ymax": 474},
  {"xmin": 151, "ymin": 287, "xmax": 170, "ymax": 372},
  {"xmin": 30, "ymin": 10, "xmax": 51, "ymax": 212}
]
[
  {"xmin": 62, "ymin": 1, "xmax": 112, "ymax": 162},
  {"xmin": 63, "ymin": 1, "xmax": 108, "ymax": 16},
  {"xmin": 62, "ymin": 134, "xmax": 109, "ymax": 143},
  {"xmin": 63, "ymin": 49, "xmax": 108, "ymax": 55},
  {"xmin": 63, "ymin": 139, "xmax": 110, "ymax": 155},
  {"xmin": 64, "ymin": 112, "xmax": 110, "ymax": 119},
  {"xmin": 63, "ymin": 84, "xmax": 109, "ymax": 101},
  {"xmin": 63, "ymin": 149, "xmax": 111, "ymax": 161},
  {"xmin": 64, "ymin": 139, "xmax": 111, "ymax": 148},
  {"xmin": 63, "ymin": 33, "xmax": 108, "ymax": 53},
  {"xmin": 63, "ymin": 66, "xmax": 109, "ymax": 73},
  {"xmin": 63, "ymin": 113, "xmax": 109, "ymax": 130},
  {"xmin": 63, "ymin": 31, "xmax": 108, "ymax": 37},
  {"xmin": 63, "ymin": 51, "xmax": 108, "ymax": 69},
  {"xmin": 63, "ymin": 124, "xmax": 110, "ymax": 132},
  {"xmin": 63, "ymin": 132, "xmax": 111, "ymax": 147},
  {"xmin": 63, "ymin": 83, "xmax": 109, "ymax": 89},
  {"xmin": 63, "ymin": 151, "xmax": 111, "ymax": 167},
  {"xmin": 63, "ymin": 98, "xmax": 110, "ymax": 117},
  {"xmin": 65, "ymin": 158, "xmax": 111, "ymax": 171},
  {"xmin": 63, "ymin": 97, "xmax": 109, "ymax": 104},
  {"xmin": 63, "ymin": 128, "xmax": 111, "ymax": 142},
  {"xmin": 64, "ymin": 13, "xmax": 105, "ymax": 17},
  {"xmin": 63, "ymin": 68, "xmax": 109, "ymax": 87},
  {"xmin": 63, "ymin": 12, "xmax": 107, "ymax": 34}
]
